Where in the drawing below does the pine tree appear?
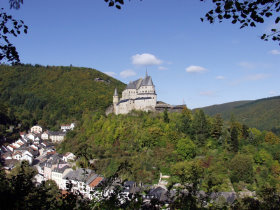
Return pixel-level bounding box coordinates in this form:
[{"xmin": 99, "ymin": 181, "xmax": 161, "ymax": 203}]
[
  {"xmin": 177, "ymin": 107, "xmax": 192, "ymax": 135},
  {"xmin": 163, "ymin": 108, "xmax": 169, "ymax": 123},
  {"xmin": 230, "ymin": 126, "xmax": 239, "ymax": 153},
  {"xmin": 242, "ymin": 124, "xmax": 249, "ymax": 139},
  {"xmin": 211, "ymin": 114, "xmax": 223, "ymax": 140},
  {"xmin": 193, "ymin": 110, "xmax": 209, "ymax": 145}
]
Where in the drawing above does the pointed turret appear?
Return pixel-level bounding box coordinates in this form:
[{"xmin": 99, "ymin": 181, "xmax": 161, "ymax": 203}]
[
  {"xmin": 145, "ymin": 68, "xmax": 148, "ymax": 77},
  {"xmin": 113, "ymin": 88, "xmax": 119, "ymax": 105},
  {"xmin": 114, "ymin": 88, "xmax": 118, "ymax": 96}
]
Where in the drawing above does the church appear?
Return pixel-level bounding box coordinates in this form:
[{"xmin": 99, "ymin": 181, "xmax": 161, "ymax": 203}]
[{"xmin": 113, "ymin": 72, "xmax": 157, "ymax": 115}]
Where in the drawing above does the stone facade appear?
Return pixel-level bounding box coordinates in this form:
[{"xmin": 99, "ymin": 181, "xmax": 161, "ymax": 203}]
[{"xmin": 113, "ymin": 73, "xmax": 157, "ymax": 115}]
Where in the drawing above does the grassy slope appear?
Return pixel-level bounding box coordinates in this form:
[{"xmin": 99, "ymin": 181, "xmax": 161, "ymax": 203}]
[
  {"xmin": 0, "ymin": 64, "xmax": 125, "ymax": 128},
  {"xmin": 199, "ymin": 96, "xmax": 280, "ymax": 130}
]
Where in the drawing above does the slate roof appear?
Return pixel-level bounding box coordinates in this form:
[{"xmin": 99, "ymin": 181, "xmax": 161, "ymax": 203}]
[
  {"xmin": 63, "ymin": 168, "xmax": 95, "ymax": 183},
  {"xmin": 49, "ymin": 131, "xmax": 66, "ymax": 136},
  {"xmin": 3, "ymin": 159, "xmax": 18, "ymax": 169},
  {"xmin": 148, "ymin": 187, "xmax": 168, "ymax": 201},
  {"xmin": 134, "ymin": 97, "xmax": 152, "ymax": 100},
  {"xmin": 85, "ymin": 174, "xmax": 98, "ymax": 185},
  {"xmin": 53, "ymin": 165, "xmax": 70, "ymax": 173},
  {"xmin": 125, "ymin": 75, "xmax": 154, "ymax": 90},
  {"xmin": 117, "ymin": 97, "xmax": 153, "ymax": 105}
]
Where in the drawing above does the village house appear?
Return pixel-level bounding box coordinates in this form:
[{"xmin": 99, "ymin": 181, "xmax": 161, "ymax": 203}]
[
  {"xmin": 62, "ymin": 168, "xmax": 103, "ymax": 199},
  {"xmin": 62, "ymin": 152, "xmax": 76, "ymax": 162},
  {"xmin": 60, "ymin": 123, "xmax": 75, "ymax": 132},
  {"xmin": 51, "ymin": 165, "xmax": 72, "ymax": 189},
  {"xmin": 19, "ymin": 131, "xmax": 26, "ymax": 139},
  {"xmin": 30, "ymin": 125, "xmax": 43, "ymax": 134},
  {"xmin": 49, "ymin": 131, "xmax": 66, "ymax": 143},
  {"xmin": 2, "ymin": 159, "xmax": 18, "ymax": 170},
  {"xmin": 41, "ymin": 131, "xmax": 49, "ymax": 140}
]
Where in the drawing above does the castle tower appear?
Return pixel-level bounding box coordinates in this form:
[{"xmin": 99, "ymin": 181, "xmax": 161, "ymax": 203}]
[
  {"xmin": 113, "ymin": 88, "xmax": 119, "ymax": 104},
  {"xmin": 113, "ymin": 88, "xmax": 119, "ymax": 114}
]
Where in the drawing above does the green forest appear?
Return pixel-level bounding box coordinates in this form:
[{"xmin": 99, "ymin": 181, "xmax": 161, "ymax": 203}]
[
  {"xmin": 0, "ymin": 64, "xmax": 125, "ymax": 131},
  {"xmin": 201, "ymin": 96, "xmax": 280, "ymax": 134},
  {"xmin": 58, "ymin": 108, "xmax": 280, "ymax": 200}
]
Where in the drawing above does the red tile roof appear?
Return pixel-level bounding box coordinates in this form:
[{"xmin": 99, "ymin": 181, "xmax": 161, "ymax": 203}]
[{"xmin": 89, "ymin": 177, "xmax": 103, "ymax": 188}]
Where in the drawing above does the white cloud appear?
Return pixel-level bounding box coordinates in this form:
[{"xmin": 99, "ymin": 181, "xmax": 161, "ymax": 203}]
[
  {"xmin": 238, "ymin": 61, "xmax": 255, "ymax": 69},
  {"xmin": 216, "ymin": 75, "xmax": 225, "ymax": 80},
  {"xmin": 269, "ymin": 49, "xmax": 280, "ymax": 55},
  {"xmin": 246, "ymin": 73, "xmax": 269, "ymax": 81},
  {"xmin": 199, "ymin": 91, "xmax": 215, "ymax": 96},
  {"xmin": 104, "ymin": 71, "xmax": 117, "ymax": 77},
  {"xmin": 269, "ymin": 91, "xmax": 278, "ymax": 96},
  {"xmin": 158, "ymin": 66, "xmax": 168, "ymax": 71},
  {"xmin": 120, "ymin": 69, "xmax": 136, "ymax": 78},
  {"xmin": 132, "ymin": 53, "xmax": 162, "ymax": 66},
  {"xmin": 186, "ymin": 65, "xmax": 207, "ymax": 73}
]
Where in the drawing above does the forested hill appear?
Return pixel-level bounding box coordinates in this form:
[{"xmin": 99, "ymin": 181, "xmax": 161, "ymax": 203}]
[
  {"xmin": 0, "ymin": 64, "xmax": 125, "ymax": 130},
  {"xmin": 200, "ymin": 96, "xmax": 280, "ymax": 133}
]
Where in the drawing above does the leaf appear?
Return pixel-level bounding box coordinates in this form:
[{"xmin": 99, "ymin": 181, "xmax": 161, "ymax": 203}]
[
  {"xmin": 275, "ymin": 17, "xmax": 280, "ymax": 24},
  {"xmin": 250, "ymin": 22, "xmax": 256, "ymax": 27},
  {"xmin": 108, "ymin": 1, "xmax": 114, "ymax": 7}
]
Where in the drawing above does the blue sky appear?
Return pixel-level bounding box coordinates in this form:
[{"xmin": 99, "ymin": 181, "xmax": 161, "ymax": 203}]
[{"xmin": 2, "ymin": 0, "xmax": 280, "ymax": 108}]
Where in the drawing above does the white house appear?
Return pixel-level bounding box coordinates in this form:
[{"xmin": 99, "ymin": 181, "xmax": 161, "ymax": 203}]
[
  {"xmin": 20, "ymin": 131, "xmax": 26, "ymax": 139},
  {"xmin": 61, "ymin": 123, "xmax": 75, "ymax": 132},
  {"xmin": 51, "ymin": 166, "xmax": 72, "ymax": 189},
  {"xmin": 12, "ymin": 151, "xmax": 22, "ymax": 160},
  {"xmin": 34, "ymin": 173, "xmax": 45, "ymax": 184},
  {"xmin": 11, "ymin": 150, "xmax": 33, "ymax": 165},
  {"xmin": 21, "ymin": 153, "xmax": 33, "ymax": 165},
  {"xmin": 7, "ymin": 145, "xmax": 16, "ymax": 152},
  {"xmin": 26, "ymin": 133, "xmax": 36, "ymax": 141},
  {"xmin": 15, "ymin": 139, "xmax": 24, "ymax": 147},
  {"xmin": 49, "ymin": 131, "xmax": 66, "ymax": 143},
  {"xmin": 30, "ymin": 125, "xmax": 43, "ymax": 134},
  {"xmin": 41, "ymin": 131, "xmax": 49, "ymax": 140},
  {"xmin": 62, "ymin": 168, "xmax": 97, "ymax": 198},
  {"xmin": 62, "ymin": 152, "xmax": 76, "ymax": 162}
]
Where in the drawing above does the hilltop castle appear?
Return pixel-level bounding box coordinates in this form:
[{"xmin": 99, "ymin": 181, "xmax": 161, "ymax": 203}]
[
  {"xmin": 113, "ymin": 72, "xmax": 157, "ymax": 115},
  {"xmin": 106, "ymin": 72, "xmax": 186, "ymax": 115}
]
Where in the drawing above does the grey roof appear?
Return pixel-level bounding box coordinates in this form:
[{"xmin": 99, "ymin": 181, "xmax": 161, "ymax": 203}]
[
  {"xmin": 124, "ymin": 181, "xmax": 135, "ymax": 188},
  {"xmin": 3, "ymin": 159, "xmax": 18, "ymax": 169},
  {"xmin": 141, "ymin": 76, "xmax": 154, "ymax": 86},
  {"xmin": 49, "ymin": 131, "xmax": 66, "ymax": 136},
  {"xmin": 117, "ymin": 97, "xmax": 153, "ymax": 105},
  {"xmin": 148, "ymin": 187, "xmax": 168, "ymax": 201},
  {"xmin": 63, "ymin": 168, "xmax": 95, "ymax": 183},
  {"xmin": 125, "ymin": 75, "xmax": 154, "ymax": 90},
  {"xmin": 117, "ymin": 99, "xmax": 129, "ymax": 105},
  {"xmin": 134, "ymin": 97, "xmax": 152, "ymax": 100},
  {"xmin": 126, "ymin": 79, "xmax": 139, "ymax": 89},
  {"xmin": 85, "ymin": 174, "xmax": 98, "ymax": 185},
  {"xmin": 53, "ymin": 165, "xmax": 70, "ymax": 173}
]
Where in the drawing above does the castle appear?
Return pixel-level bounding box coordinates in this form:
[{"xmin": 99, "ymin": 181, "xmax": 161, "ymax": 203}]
[{"xmin": 113, "ymin": 72, "xmax": 157, "ymax": 115}]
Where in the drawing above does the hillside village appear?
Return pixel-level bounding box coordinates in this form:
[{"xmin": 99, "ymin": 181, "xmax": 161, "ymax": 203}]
[
  {"xmin": 0, "ymin": 123, "xmax": 179, "ymax": 203},
  {"xmin": 0, "ymin": 123, "xmax": 106, "ymax": 199}
]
